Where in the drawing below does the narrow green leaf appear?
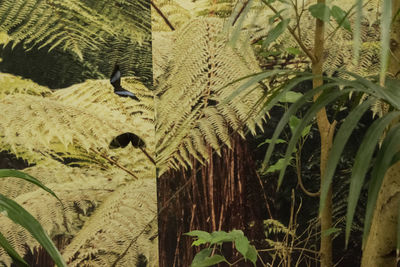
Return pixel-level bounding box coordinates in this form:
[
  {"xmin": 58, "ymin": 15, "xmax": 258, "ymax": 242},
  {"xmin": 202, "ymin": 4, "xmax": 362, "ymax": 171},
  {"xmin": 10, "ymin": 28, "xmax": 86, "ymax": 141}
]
[
  {"xmin": 279, "ymin": 91, "xmax": 303, "ymax": 103},
  {"xmin": 266, "ymin": 158, "xmax": 293, "ymax": 173},
  {"xmin": 322, "ymin": 227, "xmax": 341, "ymax": 237},
  {"xmin": 289, "ymin": 116, "xmax": 300, "ymax": 134},
  {"xmin": 320, "ymin": 99, "xmax": 374, "ymax": 214},
  {"xmin": 345, "ymin": 111, "xmax": 400, "ymax": 247},
  {"xmin": 268, "ymin": 8, "xmax": 287, "ymax": 24},
  {"xmin": 0, "ymin": 231, "xmax": 28, "ymax": 266},
  {"xmin": 353, "ymin": 0, "xmax": 363, "ymax": 63},
  {"xmin": 224, "ymin": 70, "xmax": 292, "ymax": 103},
  {"xmin": 257, "ymin": 139, "xmax": 286, "ymax": 148},
  {"xmin": 0, "ymin": 194, "xmax": 67, "ymax": 267},
  {"xmin": 380, "ymin": 0, "xmax": 392, "ymax": 82},
  {"xmin": 309, "ymin": 3, "xmax": 331, "ymax": 22},
  {"xmin": 262, "ymin": 19, "xmax": 290, "ymax": 49},
  {"xmin": 278, "ymin": 88, "xmax": 350, "ymax": 188},
  {"xmin": 397, "ymin": 200, "xmax": 400, "ymax": 258},
  {"xmin": 286, "ymin": 47, "xmax": 301, "ymax": 55},
  {"xmin": 261, "ymin": 77, "xmax": 333, "ymax": 172},
  {"xmin": 0, "ymin": 169, "xmax": 60, "ymax": 202},
  {"xmin": 331, "ymin": 6, "xmax": 351, "ymax": 31},
  {"xmin": 363, "ymin": 125, "xmax": 400, "ymax": 247}
]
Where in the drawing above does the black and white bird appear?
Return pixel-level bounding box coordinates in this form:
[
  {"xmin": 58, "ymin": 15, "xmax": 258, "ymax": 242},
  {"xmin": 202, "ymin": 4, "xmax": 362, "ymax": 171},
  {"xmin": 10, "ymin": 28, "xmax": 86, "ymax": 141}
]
[{"xmin": 110, "ymin": 64, "xmax": 139, "ymax": 101}]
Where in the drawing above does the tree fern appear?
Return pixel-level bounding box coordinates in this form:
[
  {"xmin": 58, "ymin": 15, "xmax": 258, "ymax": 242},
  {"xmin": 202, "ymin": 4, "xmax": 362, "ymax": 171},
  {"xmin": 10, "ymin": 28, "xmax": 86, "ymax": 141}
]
[{"xmin": 155, "ymin": 18, "xmax": 265, "ymax": 173}]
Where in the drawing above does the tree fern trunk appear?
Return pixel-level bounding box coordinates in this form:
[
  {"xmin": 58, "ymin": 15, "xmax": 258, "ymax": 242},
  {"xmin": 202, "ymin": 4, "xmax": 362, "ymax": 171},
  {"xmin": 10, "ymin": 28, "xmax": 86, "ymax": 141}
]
[{"xmin": 157, "ymin": 134, "xmax": 265, "ymax": 266}]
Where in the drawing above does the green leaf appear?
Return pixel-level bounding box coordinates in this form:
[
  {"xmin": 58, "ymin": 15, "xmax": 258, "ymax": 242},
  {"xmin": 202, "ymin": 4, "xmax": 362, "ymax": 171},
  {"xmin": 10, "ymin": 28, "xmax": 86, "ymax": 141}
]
[
  {"xmin": 331, "ymin": 6, "xmax": 351, "ymax": 31},
  {"xmin": 0, "ymin": 194, "xmax": 67, "ymax": 267},
  {"xmin": 0, "ymin": 231, "xmax": 28, "ymax": 266},
  {"xmin": 345, "ymin": 111, "xmax": 400, "ymax": 247},
  {"xmin": 0, "ymin": 169, "xmax": 60, "ymax": 202},
  {"xmin": 278, "ymin": 87, "xmax": 350, "ymax": 188},
  {"xmin": 263, "ymin": 19, "xmax": 290, "ymax": 49},
  {"xmin": 289, "ymin": 116, "xmax": 300, "ymax": 134},
  {"xmin": 363, "ymin": 125, "xmax": 400, "ymax": 247},
  {"xmin": 268, "ymin": 8, "xmax": 287, "ymax": 24},
  {"xmin": 397, "ymin": 202, "xmax": 400, "ymax": 258},
  {"xmin": 209, "ymin": 231, "xmax": 235, "ymax": 245},
  {"xmin": 380, "ymin": 0, "xmax": 392, "ymax": 82},
  {"xmin": 246, "ymin": 245, "xmax": 258, "ymax": 266},
  {"xmin": 261, "ymin": 75, "xmax": 323, "ymax": 172},
  {"xmin": 286, "ymin": 47, "xmax": 301, "ymax": 55},
  {"xmin": 309, "ymin": 3, "xmax": 331, "ymax": 22},
  {"xmin": 234, "ymin": 235, "xmax": 250, "ymax": 260},
  {"xmin": 185, "ymin": 230, "xmax": 212, "ymax": 246},
  {"xmin": 352, "ymin": 0, "xmax": 363, "ymax": 63},
  {"xmin": 279, "ymin": 91, "xmax": 303, "ymax": 103},
  {"xmin": 257, "ymin": 138, "xmax": 286, "ymax": 148},
  {"xmin": 191, "ymin": 248, "xmax": 227, "ymax": 267},
  {"xmin": 320, "ymin": 99, "xmax": 374, "ymax": 215},
  {"xmin": 322, "ymin": 227, "xmax": 341, "ymax": 237},
  {"xmin": 266, "ymin": 157, "xmax": 293, "ymax": 173}
]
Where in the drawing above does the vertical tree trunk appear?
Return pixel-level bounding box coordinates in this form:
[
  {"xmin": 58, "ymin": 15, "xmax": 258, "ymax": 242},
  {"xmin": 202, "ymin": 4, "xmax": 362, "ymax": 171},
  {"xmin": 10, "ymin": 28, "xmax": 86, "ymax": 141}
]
[
  {"xmin": 312, "ymin": 0, "xmax": 334, "ymax": 266},
  {"xmin": 361, "ymin": 1, "xmax": 400, "ymax": 266}
]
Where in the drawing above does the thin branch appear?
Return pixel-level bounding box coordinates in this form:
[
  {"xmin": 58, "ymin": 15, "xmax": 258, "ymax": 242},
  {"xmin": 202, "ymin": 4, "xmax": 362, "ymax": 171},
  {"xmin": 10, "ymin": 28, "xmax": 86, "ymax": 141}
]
[
  {"xmin": 232, "ymin": 0, "xmax": 250, "ymax": 26},
  {"xmin": 151, "ymin": 1, "xmax": 175, "ymax": 31},
  {"xmin": 261, "ymin": 0, "xmax": 315, "ymax": 62},
  {"xmin": 295, "ymin": 144, "xmax": 320, "ymax": 197},
  {"xmin": 90, "ymin": 148, "xmax": 139, "ymax": 180}
]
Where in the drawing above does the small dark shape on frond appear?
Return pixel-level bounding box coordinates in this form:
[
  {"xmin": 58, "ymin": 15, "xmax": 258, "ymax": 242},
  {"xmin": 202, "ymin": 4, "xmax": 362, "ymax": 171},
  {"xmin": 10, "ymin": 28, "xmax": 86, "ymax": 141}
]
[
  {"xmin": 109, "ymin": 133, "xmax": 146, "ymax": 149},
  {"xmin": 110, "ymin": 64, "xmax": 140, "ymax": 101}
]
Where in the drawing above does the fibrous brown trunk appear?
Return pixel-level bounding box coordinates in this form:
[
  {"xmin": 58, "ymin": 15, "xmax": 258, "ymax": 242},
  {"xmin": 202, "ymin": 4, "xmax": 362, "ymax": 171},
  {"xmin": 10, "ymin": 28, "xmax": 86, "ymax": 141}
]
[{"xmin": 157, "ymin": 134, "xmax": 266, "ymax": 267}]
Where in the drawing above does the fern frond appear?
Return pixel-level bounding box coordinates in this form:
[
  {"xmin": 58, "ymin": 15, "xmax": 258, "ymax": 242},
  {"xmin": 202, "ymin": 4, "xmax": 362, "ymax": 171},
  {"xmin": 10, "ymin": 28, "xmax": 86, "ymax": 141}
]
[
  {"xmin": 0, "ymin": 73, "xmax": 52, "ymax": 98},
  {"xmin": 155, "ymin": 18, "xmax": 264, "ymax": 172},
  {"xmin": 62, "ymin": 178, "xmax": 157, "ymax": 267}
]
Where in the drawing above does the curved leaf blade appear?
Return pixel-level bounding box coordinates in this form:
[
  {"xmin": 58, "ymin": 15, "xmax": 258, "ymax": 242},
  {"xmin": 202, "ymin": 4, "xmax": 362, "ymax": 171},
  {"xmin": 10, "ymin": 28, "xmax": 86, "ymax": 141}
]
[
  {"xmin": 320, "ymin": 98, "xmax": 374, "ymax": 214},
  {"xmin": 345, "ymin": 111, "xmax": 400, "ymax": 247},
  {"xmin": 0, "ymin": 194, "xmax": 67, "ymax": 267},
  {"xmin": 0, "ymin": 169, "xmax": 60, "ymax": 202},
  {"xmin": 0, "ymin": 231, "xmax": 28, "ymax": 266},
  {"xmin": 362, "ymin": 124, "xmax": 400, "ymax": 247}
]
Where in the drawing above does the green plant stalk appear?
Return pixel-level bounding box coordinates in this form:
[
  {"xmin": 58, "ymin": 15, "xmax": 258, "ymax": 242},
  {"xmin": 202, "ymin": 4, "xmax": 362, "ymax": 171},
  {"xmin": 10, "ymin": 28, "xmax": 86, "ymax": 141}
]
[{"xmin": 312, "ymin": 0, "xmax": 334, "ymax": 266}]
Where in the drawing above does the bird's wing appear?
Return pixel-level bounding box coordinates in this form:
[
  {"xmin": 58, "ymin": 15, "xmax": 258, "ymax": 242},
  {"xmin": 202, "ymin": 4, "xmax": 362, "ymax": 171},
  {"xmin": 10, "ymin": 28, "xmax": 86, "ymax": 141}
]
[
  {"xmin": 115, "ymin": 90, "xmax": 136, "ymax": 97},
  {"xmin": 110, "ymin": 70, "xmax": 121, "ymax": 83}
]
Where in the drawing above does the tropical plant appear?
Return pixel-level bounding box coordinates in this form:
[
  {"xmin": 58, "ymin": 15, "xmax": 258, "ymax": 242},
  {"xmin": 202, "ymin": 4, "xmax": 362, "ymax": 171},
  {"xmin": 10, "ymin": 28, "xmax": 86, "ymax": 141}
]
[
  {"xmin": 0, "ymin": 1, "xmax": 157, "ymax": 266},
  {"xmin": 0, "ymin": 169, "xmax": 66, "ymax": 266},
  {"xmin": 185, "ymin": 230, "xmax": 258, "ymax": 267}
]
